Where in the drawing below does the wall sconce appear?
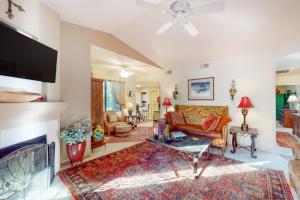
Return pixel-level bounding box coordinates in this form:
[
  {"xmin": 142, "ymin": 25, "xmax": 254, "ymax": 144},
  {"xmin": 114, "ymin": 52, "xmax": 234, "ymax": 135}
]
[
  {"xmin": 229, "ymin": 80, "xmax": 237, "ymax": 101},
  {"xmin": 172, "ymin": 84, "xmax": 178, "ymax": 99}
]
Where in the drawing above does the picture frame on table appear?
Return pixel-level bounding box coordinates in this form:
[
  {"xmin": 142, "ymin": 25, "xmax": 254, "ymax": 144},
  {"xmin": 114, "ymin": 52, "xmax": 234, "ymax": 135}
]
[{"xmin": 188, "ymin": 77, "xmax": 214, "ymax": 100}]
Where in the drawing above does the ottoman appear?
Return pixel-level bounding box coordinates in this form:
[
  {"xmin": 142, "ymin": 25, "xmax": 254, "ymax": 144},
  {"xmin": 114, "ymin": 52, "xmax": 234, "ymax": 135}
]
[{"xmin": 115, "ymin": 124, "xmax": 131, "ymax": 137}]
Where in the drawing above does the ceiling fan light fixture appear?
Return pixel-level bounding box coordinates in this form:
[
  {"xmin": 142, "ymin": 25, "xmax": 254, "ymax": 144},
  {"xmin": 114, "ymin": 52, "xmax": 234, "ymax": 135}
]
[{"xmin": 120, "ymin": 69, "xmax": 131, "ymax": 78}]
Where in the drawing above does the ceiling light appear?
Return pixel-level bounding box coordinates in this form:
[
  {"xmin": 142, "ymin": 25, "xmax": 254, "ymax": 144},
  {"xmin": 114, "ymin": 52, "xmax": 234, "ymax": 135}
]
[
  {"xmin": 120, "ymin": 69, "xmax": 131, "ymax": 78},
  {"xmin": 136, "ymin": 84, "xmax": 142, "ymax": 88}
]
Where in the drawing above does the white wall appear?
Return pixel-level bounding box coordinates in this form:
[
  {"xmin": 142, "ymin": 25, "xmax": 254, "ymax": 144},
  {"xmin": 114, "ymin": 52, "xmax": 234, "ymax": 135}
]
[
  {"xmin": 161, "ymin": 51, "xmax": 276, "ymax": 153},
  {"xmin": 277, "ymin": 74, "xmax": 300, "ymax": 86},
  {"xmin": 0, "ymin": 0, "xmax": 61, "ymax": 101}
]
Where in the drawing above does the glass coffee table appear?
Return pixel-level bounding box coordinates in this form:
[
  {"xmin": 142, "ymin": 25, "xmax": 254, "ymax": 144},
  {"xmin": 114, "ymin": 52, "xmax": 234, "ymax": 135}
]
[{"xmin": 147, "ymin": 136, "xmax": 212, "ymax": 178}]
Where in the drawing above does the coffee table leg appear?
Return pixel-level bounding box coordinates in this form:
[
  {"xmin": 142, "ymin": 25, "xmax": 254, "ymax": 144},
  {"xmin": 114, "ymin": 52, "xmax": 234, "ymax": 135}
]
[{"xmin": 193, "ymin": 153, "xmax": 200, "ymax": 178}]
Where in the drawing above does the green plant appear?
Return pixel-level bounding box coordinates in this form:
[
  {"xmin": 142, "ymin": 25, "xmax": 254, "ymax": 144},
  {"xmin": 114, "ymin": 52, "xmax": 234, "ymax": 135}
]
[{"xmin": 60, "ymin": 120, "xmax": 92, "ymax": 144}]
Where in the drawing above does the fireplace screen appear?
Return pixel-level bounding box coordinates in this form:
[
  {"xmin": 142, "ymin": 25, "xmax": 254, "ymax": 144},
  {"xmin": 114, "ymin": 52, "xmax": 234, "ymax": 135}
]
[{"xmin": 0, "ymin": 143, "xmax": 50, "ymax": 199}]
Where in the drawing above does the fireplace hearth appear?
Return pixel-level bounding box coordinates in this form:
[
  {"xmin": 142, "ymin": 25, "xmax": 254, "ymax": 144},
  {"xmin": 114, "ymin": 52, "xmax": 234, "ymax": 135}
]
[{"xmin": 0, "ymin": 136, "xmax": 55, "ymax": 199}]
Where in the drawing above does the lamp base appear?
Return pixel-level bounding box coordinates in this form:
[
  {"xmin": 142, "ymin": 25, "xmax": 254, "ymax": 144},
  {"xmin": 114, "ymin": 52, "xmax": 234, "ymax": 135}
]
[{"xmin": 241, "ymin": 123, "xmax": 249, "ymax": 131}]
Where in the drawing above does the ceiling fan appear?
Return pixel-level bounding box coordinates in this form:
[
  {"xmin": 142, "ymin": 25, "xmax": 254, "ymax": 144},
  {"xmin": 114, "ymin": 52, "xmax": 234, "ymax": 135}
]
[{"xmin": 136, "ymin": 0, "xmax": 226, "ymax": 37}]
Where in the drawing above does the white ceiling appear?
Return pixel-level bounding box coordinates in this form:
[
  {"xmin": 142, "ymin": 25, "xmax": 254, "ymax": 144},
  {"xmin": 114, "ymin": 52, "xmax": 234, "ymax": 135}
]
[
  {"xmin": 42, "ymin": 0, "xmax": 300, "ymax": 67},
  {"xmin": 91, "ymin": 45, "xmax": 163, "ymax": 82}
]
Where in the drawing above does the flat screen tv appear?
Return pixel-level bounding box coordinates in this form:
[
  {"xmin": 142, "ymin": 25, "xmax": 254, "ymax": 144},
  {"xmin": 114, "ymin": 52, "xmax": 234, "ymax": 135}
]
[{"xmin": 0, "ymin": 22, "xmax": 57, "ymax": 83}]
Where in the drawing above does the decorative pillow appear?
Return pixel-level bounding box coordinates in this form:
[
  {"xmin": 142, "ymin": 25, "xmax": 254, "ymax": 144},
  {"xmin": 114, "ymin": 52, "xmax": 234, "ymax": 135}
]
[
  {"xmin": 108, "ymin": 114, "xmax": 118, "ymax": 123},
  {"xmin": 170, "ymin": 112, "xmax": 186, "ymax": 125},
  {"xmin": 202, "ymin": 114, "xmax": 218, "ymax": 131},
  {"xmin": 210, "ymin": 115, "xmax": 222, "ymax": 131},
  {"xmin": 215, "ymin": 114, "xmax": 232, "ymax": 132}
]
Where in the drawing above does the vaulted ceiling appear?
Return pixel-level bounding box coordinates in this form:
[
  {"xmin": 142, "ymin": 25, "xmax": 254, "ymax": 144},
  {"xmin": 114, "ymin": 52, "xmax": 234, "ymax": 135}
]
[{"xmin": 42, "ymin": 0, "xmax": 300, "ymax": 68}]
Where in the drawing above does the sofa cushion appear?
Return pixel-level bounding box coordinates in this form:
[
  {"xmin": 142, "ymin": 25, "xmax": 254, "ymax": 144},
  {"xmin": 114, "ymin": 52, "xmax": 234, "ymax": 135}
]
[
  {"xmin": 108, "ymin": 114, "xmax": 118, "ymax": 123},
  {"xmin": 289, "ymin": 159, "xmax": 300, "ymax": 196},
  {"xmin": 170, "ymin": 112, "xmax": 186, "ymax": 125},
  {"xmin": 215, "ymin": 114, "xmax": 232, "ymax": 132},
  {"xmin": 202, "ymin": 115, "xmax": 218, "ymax": 131},
  {"xmin": 173, "ymin": 124, "xmax": 222, "ymax": 139}
]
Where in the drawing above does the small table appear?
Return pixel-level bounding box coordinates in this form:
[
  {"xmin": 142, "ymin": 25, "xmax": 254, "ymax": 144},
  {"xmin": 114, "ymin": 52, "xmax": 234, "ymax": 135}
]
[
  {"xmin": 147, "ymin": 136, "xmax": 212, "ymax": 178},
  {"xmin": 229, "ymin": 126, "xmax": 258, "ymax": 159}
]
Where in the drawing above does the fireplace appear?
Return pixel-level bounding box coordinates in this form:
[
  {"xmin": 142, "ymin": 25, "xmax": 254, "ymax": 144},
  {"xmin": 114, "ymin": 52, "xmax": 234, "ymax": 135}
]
[{"xmin": 0, "ymin": 136, "xmax": 55, "ymax": 199}]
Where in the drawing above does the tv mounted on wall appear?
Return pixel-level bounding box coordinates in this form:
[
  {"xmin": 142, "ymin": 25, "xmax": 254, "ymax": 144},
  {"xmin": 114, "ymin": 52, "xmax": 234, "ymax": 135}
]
[{"xmin": 0, "ymin": 22, "xmax": 57, "ymax": 83}]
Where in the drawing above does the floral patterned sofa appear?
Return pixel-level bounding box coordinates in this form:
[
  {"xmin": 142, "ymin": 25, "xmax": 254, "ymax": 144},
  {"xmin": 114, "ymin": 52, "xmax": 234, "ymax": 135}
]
[{"xmin": 167, "ymin": 105, "xmax": 230, "ymax": 156}]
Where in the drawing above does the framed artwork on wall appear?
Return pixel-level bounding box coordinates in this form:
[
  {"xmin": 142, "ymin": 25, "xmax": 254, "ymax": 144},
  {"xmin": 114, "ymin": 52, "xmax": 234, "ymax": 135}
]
[{"xmin": 188, "ymin": 77, "xmax": 214, "ymax": 100}]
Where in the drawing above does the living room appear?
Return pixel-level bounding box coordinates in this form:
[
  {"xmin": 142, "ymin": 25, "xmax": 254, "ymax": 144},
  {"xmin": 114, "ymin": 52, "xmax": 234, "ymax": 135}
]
[{"xmin": 0, "ymin": 0, "xmax": 300, "ymax": 199}]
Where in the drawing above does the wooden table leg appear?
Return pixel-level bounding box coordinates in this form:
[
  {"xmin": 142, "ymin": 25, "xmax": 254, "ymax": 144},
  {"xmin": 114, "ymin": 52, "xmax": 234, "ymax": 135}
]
[
  {"xmin": 230, "ymin": 132, "xmax": 237, "ymax": 153},
  {"xmin": 251, "ymin": 135, "xmax": 257, "ymax": 159}
]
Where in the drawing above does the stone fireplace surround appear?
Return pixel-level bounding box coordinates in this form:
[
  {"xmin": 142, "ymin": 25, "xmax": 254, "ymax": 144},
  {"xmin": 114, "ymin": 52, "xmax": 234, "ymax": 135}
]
[{"xmin": 0, "ymin": 102, "xmax": 68, "ymax": 199}]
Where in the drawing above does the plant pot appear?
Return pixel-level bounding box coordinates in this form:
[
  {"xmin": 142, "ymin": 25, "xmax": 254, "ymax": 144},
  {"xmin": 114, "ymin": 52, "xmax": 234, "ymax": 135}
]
[{"xmin": 66, "ymin": 140, "xmax": 86, "ymax": 165}]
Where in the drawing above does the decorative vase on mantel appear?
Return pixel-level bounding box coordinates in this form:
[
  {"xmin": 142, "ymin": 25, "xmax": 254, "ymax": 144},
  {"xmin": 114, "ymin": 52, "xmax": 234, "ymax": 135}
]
[{"xmin": 60, "ymin": 119, "xmax": 92, "ymax": 166}]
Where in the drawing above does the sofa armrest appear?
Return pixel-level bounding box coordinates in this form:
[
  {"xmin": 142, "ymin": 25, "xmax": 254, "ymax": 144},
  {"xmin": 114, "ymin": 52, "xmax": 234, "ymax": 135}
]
[
  {"xmin": 292, "ymin": 143, "xmax": 300, "ymax": 160},
  {"xmin": 221, "ymin": 125, "xmax": 228, "ymax": 148}
]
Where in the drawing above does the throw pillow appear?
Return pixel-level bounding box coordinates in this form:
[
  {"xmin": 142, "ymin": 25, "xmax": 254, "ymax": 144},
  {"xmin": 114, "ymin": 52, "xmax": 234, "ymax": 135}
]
[
  {"xmin": 215, "ymin": 114, "xmax": 232, "ymax": 132},
  {"xmin": 108, "ymin": 114, "xmax": 118, "ymax": 123},
  {"xmin": 210, "ymin": 115, "xmax": 222, "ymax": 131},
  {"xmin": 170, "ymin": 112, "xmax": 186, "ymax": 125},
  {"xmin": 202, "ymin": 114, "xmax": 218, "ymax": 131}
]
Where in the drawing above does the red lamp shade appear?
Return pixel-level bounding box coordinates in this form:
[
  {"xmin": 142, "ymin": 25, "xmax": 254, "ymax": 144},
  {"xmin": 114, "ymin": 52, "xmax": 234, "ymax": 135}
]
[
  {"xmin": 238, "ymin": 97, "xmax": 254, "ymax": 108},
  {"xmin": 162, "ymin": 98, "xmax": 172, "ymax": 106}
]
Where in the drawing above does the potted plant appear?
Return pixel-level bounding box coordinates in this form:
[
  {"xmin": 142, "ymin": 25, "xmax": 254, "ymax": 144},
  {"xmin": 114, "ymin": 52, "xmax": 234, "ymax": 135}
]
[{"xmin": 60, "ymin": 120, "xmax": 92, "ymax": 165}]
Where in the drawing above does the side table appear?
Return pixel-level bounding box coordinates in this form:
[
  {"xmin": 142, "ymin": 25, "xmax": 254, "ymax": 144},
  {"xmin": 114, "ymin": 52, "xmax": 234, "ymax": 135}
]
[{"xmin": 229, "ymin": 126, "xmax": 258, "ymax": 159}]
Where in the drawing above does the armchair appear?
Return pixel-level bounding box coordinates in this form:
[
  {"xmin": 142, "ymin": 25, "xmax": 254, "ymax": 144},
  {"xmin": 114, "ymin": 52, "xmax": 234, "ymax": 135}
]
[
  {"xmin": 289, "ymin": 143, "xmax": 300, "ymax": 196},
  {"xmin": 103, "ymin": 112, "xmax": 127, "ymax": 136}
]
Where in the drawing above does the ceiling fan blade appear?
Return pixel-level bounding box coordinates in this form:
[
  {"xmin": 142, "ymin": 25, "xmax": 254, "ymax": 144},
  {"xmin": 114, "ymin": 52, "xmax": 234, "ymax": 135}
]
[
  {"xmin": 182, "ymin": 21, "xmax": 199, "ymax": 37},
  {"xmin": 191, "ymin": 1, "xmax": 226, "ymax": 15},
  {"xmin": 136, "ymin": 0, "xmax": 163, "ymax": 7},
  {"xmin": 156, "ymin": 19, "xmax": 177, "ymax": 35}
]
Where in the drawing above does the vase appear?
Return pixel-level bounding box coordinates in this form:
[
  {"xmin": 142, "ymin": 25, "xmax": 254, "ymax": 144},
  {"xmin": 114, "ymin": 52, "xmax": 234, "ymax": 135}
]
[{"xmin": 66, "ymin": 140, "xmax": 86, "ymax": 165}]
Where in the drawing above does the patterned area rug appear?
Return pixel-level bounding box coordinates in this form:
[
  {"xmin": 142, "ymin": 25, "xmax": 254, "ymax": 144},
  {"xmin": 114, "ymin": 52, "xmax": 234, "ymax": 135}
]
[
  {"xmin": 59, "ymin": 142, "xmax": 293, "ymax": 200},
  {"xmin": 276, "ymin": 131, "xmax": 298, "ymax": 148},
  {"xmin": 108, "ymin": 127, "xmax": 153, "ymax": 143}
]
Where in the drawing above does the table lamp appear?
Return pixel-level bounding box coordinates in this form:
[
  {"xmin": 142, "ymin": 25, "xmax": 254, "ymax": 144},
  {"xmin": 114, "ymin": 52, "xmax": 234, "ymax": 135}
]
[
  {"xmin": 162, "ymin": 98, "xmax": 172, "ymax": 113},
  {"xmin": 238, "ymin": 96, "xmax": 254, "ymax": 131},
  {"xmin": 126, "ymin": 102, "xmax": 134, "ymax": 116},
  {"xmin": 287, "ymin": 94, "xmax": 298, "ymax": 109}
]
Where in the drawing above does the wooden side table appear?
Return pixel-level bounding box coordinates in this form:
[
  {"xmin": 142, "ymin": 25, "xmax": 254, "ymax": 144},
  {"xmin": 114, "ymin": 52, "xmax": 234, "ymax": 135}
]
[{"xmin": 229, "ymin": 126, "xmax": 258, "ymax": 159}]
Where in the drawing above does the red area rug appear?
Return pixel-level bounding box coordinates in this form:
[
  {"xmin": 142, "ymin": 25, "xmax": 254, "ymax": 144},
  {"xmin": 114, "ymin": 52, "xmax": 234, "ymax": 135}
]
[
  {"xmin": 59, "ymin": 141, "xmax": 293, "ymax": 200},
  {"xmin": 276, "ymin": 131, "xmax": 298, "ymax": 148},
  {"xmin": 108, "ymin": 127, "xmax": 153, "ymax": 144}
]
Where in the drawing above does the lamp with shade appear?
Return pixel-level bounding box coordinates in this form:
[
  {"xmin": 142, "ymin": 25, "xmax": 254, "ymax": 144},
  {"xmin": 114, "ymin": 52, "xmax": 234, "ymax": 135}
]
[
  {"xmin": 126, "ymin": 102, "xmax": 134, "ymax": 116},
  {"xmin": 287, "ymin": 94, "xmax": 298, "ymax": 109},
  {"xmin": 238, "ymin": 96, "xmax": 254, "ymax": 131},
  {"xmin": 162, "ymin": 98, "xmax": 172, "ymax": 113}
]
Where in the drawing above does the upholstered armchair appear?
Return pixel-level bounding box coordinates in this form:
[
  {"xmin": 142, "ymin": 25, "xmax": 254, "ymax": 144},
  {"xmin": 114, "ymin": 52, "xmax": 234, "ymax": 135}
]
[{"xmin": 103, "ymin": 112, "xmax": 127, "ymax": 136}]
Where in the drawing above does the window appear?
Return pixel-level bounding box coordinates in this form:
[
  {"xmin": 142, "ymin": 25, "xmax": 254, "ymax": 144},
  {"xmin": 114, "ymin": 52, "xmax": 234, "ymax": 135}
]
[{"xmin": 103, "ymin": 81, "xmax": 121, "ymax": 111}]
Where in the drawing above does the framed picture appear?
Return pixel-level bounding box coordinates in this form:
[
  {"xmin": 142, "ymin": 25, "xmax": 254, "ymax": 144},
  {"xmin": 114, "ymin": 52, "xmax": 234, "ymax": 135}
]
[{"xmin": 188, "ymin": 77, "xmax": 214, "ymax": 100}]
